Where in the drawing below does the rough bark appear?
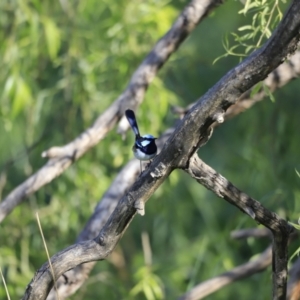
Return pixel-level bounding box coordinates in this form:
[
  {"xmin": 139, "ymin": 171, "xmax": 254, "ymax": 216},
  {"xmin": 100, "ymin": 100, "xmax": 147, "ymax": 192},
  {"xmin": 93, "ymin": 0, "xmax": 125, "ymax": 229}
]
[{"xmin": 22, "ymin": 1, "xmax": 300, "ymax": 299}]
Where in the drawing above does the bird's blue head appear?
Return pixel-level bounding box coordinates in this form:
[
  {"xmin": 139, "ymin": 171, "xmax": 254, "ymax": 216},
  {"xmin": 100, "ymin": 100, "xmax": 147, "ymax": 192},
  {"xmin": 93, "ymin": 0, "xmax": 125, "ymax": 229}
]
[
  {"xmin": 142, "ymin": 134, "xmax": 156, "ymax": 140},
  {"xmin": 137, "ymin": 134, "xmax": 157, "ymax": 149}
]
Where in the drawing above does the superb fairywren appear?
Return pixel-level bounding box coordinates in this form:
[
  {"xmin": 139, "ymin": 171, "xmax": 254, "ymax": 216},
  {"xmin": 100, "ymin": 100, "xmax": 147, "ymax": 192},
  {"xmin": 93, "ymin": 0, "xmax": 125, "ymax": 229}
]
[{"xmin": 125, "ymin": 109, "xmax": 157, "ymax": 171}]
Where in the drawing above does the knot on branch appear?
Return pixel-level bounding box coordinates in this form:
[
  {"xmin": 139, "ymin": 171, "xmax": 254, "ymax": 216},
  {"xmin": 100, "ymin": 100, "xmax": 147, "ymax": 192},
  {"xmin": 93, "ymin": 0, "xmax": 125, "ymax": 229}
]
[
  {"xmin": 41, "ymin": 147, "xmax": 64, "ymax": 158},
  {"xmin": 97, "ymin": 234, "xmax": 106, "ymax": 246},
  {"xmin": 212, "ymin": 110, "xmax": 225, "ymax": 123},
  {"xmin": 134, "ymin": 200, "xmax": 145, "ymax": 216},
  {"xmin": 244, "ymin": 207, "xmax": 256, "ymax": 219},
  {"xmin": 150, "ymin": 162, "xmax": 167, "ymax": 178},
  {"xmin": 41, "ymin": 146, "xmax": 76, "ymax": 159}
]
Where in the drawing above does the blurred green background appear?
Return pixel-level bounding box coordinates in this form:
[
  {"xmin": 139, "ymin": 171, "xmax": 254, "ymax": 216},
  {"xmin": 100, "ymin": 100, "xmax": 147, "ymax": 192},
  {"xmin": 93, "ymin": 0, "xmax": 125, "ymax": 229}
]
[{"xmin": 0, "ymin": 0, "xmax": 299, "ymax": 299}]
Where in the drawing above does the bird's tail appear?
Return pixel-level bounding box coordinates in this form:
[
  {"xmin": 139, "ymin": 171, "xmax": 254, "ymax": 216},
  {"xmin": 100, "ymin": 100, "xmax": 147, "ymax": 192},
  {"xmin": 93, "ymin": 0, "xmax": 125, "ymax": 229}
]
[{"xmin": 125, "ymin": 109, "xmax": 140, "ymax": 138}]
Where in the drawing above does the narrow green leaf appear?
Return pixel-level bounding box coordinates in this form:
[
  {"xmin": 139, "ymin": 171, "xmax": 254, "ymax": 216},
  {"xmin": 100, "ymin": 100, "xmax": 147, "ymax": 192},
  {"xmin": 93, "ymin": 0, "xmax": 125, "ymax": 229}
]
[
  {"xmin": 42, "ymin": 17, "xmax": 61, "ymax": 60},
  {"xmin": 238, "ymin": 25, "xmax": 253, "ymax": 31},
  {"xmin": 250, "ymin": 82, "xmax": 263, "ymax": 97},
  {"xmin": 12, "ymin": 77, "xmax": 32, "ymax": 117},
  {"xmin": 263, "ymin": 84, "xmax": 275, "ymax": 102}
]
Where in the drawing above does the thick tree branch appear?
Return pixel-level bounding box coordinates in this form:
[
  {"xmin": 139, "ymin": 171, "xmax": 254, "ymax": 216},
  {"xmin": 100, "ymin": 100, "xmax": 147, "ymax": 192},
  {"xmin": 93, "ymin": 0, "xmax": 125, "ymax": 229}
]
[
  {"xmin": 185, "ymin": 155, "xmax": 292, "ymax": 299},
  {"xmin": 0, "ymin": 0, "xmax": 222, "ymax": 223},
  {"xmin": 225, "ymin": 50, "xmax": 300, "ymax": 120},
  {"xmin": 172, "ymin": 50, "xmax": 300, "ymax": 121},
  {"xmin": 47, "ymin": 36, "xmax": 300, "ymax": 300},
  {"xmin": 44, "ymin": 160, "xmax": 140, "ymax": 299},
  {"xmin": 46, "ymin": 131, "xmax": 174, "ymax": 300},
  {"xmin": 45, "ymin": 47, "xmax": 300, "ymax": 296},
  {"xmin": 22, "ymin": 1, "xmax": 300, "ymax": 299}
]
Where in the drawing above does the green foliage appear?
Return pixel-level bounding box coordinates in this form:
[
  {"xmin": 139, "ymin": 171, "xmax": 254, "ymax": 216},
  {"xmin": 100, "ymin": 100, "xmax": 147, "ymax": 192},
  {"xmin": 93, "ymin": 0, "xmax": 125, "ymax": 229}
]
[
  {"xmin": 213, "ymin": 0, "xmax": 288, "ymax": 63},
  {"xmin": 1, "ymin": 0, "xmax": 300, "ymax": 299},
  {"xmin": 130, "ymin": 266, "xmax": 164, "ymax": 300}
]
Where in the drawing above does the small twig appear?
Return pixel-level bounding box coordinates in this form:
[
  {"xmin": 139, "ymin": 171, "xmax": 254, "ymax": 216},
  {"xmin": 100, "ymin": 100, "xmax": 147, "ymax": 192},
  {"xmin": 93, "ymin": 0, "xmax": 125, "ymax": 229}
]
[
  {"xmin": 141, "ymin": 231, "xmax": 153, "ymax": 266},
  {"xmin": 35, "ymin": 212, "xmax": 60, "ymax": 300},
  {"xmin": 231, "ymin": 228, "xmax": 272, "ymax": 240},
  {"xmin": 178, "ymin": 246, "xmax": 272, "ymax": 300},
  {"xmin": 288, "ymin": 258, "xmax": 300, "ymax": 300},
  {"xmin": 179, "ymin": 226, "xmax": 298, "ymax": 299},
  {"xmin": 0, "ymin": 133, "xmax": 45, "ymax": 173},
  {"xmin": 0, "ymin": 266, "xmax": 11, "ymax": 300}
]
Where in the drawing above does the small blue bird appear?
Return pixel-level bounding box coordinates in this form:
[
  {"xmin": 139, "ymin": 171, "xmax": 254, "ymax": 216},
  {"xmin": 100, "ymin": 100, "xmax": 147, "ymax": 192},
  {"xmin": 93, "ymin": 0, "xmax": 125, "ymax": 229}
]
[{"xmin": 125, "ymin": 109, "xmax": 157, "ymax": 171}]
